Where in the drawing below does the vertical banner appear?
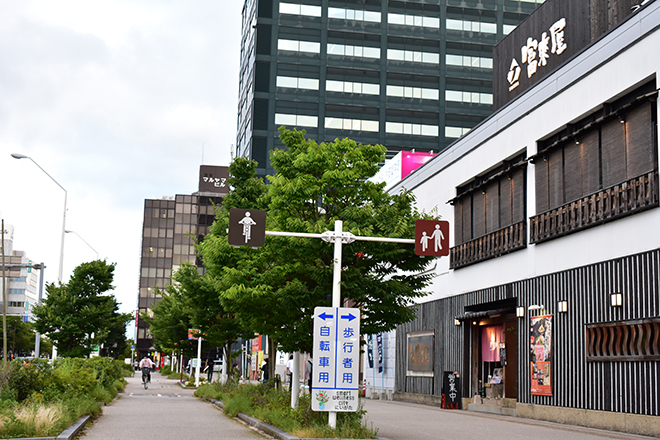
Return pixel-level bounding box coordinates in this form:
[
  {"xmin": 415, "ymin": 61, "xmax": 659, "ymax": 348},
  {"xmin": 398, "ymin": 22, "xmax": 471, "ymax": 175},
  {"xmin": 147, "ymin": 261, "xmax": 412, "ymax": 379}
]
[
  {"xmin": 530, "ymin": 314, "xmax": 553, "ymax": 396},
  {"xmin": 367, "ymin": 334, "xmax": 374, "ymax": 368},
  {"xmin": 376, "ymin": 333, "xmax": 383, "ymax": 373}
]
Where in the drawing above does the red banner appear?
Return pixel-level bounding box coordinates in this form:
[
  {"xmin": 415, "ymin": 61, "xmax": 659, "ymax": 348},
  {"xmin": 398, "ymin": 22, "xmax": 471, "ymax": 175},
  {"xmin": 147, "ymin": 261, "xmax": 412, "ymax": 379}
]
[{"xmin": 530, "ymin": 314, "xmax": 552, "ymax": 396}]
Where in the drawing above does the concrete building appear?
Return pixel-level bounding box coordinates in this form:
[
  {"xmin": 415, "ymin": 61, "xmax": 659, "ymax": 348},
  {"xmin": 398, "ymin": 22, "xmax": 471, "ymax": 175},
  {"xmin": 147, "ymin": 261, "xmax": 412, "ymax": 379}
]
[
  {"xmin": 135, "ymin": 166, "xmax": 227, "ymax": 358},
  {"xmin": 236, "ymin": 0, "xmax": 544, "ymax": 177},
  {"xmin": 0, "ymin": 224, "xmax": 41, "ymax": 324},
  {"xmin": 386, "ymin": 0, "xmax": 660, "ymax": 435}
]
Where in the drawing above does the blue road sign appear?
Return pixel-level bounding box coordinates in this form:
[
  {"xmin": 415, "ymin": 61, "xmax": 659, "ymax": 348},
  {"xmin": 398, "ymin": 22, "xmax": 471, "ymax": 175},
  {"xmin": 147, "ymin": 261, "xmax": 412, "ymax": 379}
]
[{"xmin": 312, "ymin": 306, "xmax": 360, "ymax": 412}]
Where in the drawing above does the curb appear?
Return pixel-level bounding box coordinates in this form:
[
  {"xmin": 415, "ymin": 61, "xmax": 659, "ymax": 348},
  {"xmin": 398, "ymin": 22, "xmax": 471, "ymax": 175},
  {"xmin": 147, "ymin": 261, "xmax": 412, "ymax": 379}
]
[
  {"xmin": 207, "ymin": 398, "xmax": 391, "ymax": 440},
  {"xmin": 19, "ymin": 415, "xmax": 92, "ymax": 440}
]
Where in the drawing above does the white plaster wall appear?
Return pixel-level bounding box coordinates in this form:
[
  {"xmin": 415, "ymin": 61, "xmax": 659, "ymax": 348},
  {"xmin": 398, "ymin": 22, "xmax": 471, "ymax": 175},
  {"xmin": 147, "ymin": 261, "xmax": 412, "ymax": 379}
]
[{"xmin": 394, "ymin": 3, "xmax": 660, "ymax": 303}]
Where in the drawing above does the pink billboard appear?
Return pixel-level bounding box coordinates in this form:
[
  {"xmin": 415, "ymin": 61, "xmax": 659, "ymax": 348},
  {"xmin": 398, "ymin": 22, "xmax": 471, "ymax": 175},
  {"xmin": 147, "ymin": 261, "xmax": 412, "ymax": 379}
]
[{"xmin": 401, "ymin": 151, "xmax": 436, "ymax": 179}]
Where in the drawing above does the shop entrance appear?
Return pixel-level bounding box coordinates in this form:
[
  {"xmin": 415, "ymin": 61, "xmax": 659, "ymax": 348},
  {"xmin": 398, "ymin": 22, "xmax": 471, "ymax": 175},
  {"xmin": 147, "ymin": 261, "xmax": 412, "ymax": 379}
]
[{"xmin": 461, "ymin": 301, "xmax": 518, "ymax": 400}]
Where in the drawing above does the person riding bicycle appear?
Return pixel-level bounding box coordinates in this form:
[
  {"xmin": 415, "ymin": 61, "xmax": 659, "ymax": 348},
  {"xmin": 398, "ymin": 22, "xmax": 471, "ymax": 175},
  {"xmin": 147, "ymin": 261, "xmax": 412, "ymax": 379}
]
[{"xmin": 139, "ymin": 356, "xmax": 154, "ymax": 384}]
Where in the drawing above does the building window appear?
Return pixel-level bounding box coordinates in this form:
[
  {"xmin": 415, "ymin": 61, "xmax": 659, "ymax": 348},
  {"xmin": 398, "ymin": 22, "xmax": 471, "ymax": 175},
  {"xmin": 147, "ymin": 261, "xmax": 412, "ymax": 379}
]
[
  {"xmin": 530, "ymin": 82, "xmax": 658, "ymax": 243},
  {"xmin": 278, "ymin": 39, "xmax": 321, "ymax": 54},
  {"xmin": 329, "ymin": 7, "xmax": 380, "ymax": 23},
  {"xmin": 327, "ymin": 44, "xmax": 380, "ymax": 59},
  {"xmin": 387, "ymin": 85, "xmax": 439, "ymax": 100},
  {"xmin": 276, "ymin": 76, "xmax": 320, "ymax": 90},
  {"xmin": 325, "ymin": 118, "xmax": 379, "ymax": 132},
  {"xmin": 388, "ymin": 13, "xmax": 440, "ymax": 29},
  {"xmin": 446, "ymin": 54, "xmax": 493, "ymax": 69},
  {"xmin": 279, "ymin": 3, "xmax": 322, "ymax": 17},
  {"xmin": 386, "ymin": 122, "xmax": 438, "ymax": 137},
  {"xmin": 275, "ymin": 113, "xmax": 318, "ymax": 128},
  {"xmin": 445, "ymin": 126, "xmax": 471, "ymax": 138},
  {"xmin": 388, "ymin": 49, "xmax": 439, "ymax": 64},
  {"xmin": 327, "ymin": 80, "xmax": 379, "ymax": 95},
  {"xmin": 446, "ymin": 90, "xmax": 493, "ymax": 105},
  {"xmin": 446, "ymin": 19, "xmax": 497, "ymax": 34},
  {"xmin": 451, "ymin": 155, "xmax": 527, "ymax": 268}
]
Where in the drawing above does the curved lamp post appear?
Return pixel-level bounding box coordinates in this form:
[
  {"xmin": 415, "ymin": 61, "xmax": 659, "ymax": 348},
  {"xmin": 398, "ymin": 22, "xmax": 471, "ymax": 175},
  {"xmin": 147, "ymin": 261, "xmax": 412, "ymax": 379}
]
[
  {"xmin": 65, "ymin": 230, "xmax": 99, "ymax": 260},
  {"xmin": 10, "ymin": 154, "xmax": 67, "ymax": 283}
]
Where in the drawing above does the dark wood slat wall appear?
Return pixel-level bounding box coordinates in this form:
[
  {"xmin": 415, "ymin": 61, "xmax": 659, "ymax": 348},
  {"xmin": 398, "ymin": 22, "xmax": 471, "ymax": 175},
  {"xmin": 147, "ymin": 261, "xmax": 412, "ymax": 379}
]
[{"xmin": 396, "ymin": 249, "xmax": 660, "ymax": 416}]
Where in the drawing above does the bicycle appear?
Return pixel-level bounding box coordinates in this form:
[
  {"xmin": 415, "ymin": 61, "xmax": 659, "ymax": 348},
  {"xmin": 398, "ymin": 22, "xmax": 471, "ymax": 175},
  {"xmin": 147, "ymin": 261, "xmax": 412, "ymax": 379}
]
[{"xmin": 142, "ymin": 367, "xmax": 151, "ymax": 390}]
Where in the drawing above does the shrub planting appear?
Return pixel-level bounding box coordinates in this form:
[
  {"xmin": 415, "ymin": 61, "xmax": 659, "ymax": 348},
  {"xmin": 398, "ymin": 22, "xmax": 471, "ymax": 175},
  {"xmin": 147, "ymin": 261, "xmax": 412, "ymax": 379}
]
[{"xmin": 0, "ymin": 358, "xmax": 128, "ymax": 438}]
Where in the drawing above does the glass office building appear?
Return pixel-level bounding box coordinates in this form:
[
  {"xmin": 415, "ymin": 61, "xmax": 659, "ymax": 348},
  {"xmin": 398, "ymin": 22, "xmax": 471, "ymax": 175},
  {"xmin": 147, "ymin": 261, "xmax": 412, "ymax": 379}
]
[
  {"xmin": 236, "ymin": 0, "xmax": 544, "ymax": 177},
  {"xmin": 135, "ymin": 166, "xmax": 228, "ymax": 357}
]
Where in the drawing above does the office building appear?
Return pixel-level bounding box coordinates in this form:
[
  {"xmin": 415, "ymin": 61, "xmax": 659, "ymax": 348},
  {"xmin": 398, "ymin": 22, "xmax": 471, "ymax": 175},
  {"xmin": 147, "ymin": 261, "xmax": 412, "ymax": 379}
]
[
  {"xmin": 0, "ymin": 224, "xmax": 41, "ymax": 323},
  {"xmin": 236, "ymin": 0, "xmax": 544, "ymax": 177},
  {"xmin": 135, "ymin": 166, "xmax": 228, "ymax": 357}
]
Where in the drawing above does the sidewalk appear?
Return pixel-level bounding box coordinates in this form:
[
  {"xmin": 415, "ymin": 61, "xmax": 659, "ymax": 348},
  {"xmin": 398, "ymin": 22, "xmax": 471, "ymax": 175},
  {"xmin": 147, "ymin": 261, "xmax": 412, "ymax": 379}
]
[
  {"xmin": 78, "ymin": 372, "xmax": 264, "ymax": 440},
  {"xmin": 362, "ymin": 399, "xmax": 657, "ymax": 440}
]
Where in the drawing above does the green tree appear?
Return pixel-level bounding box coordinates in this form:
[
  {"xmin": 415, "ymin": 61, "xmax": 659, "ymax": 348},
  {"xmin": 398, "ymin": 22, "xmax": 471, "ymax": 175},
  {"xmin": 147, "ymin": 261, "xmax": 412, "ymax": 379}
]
[
  {"xmin": 144, "ymin": 281, "xmax": 193, "ymax": 357},
  {"xmin": 32, "ymin": 260, "xmax": 130, "ymax": 358},
  {"xmin": 200, "ymin": 129, "xmax": 435, "ymax": 357},
  {"xmin": 0, "ymin": 316, "xmax": 35, "ymax": 357}
]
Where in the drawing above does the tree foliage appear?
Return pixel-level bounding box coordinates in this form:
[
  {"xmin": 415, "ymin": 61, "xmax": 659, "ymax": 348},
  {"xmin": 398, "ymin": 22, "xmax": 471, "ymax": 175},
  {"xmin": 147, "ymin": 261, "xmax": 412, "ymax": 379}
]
[
  {"xmin": 199, "ymin": 129, "xmax": 436, "ymax": 355},
  {"xmin": 32, "ymin": 260, "xmax": 131, "ymax": 358}
]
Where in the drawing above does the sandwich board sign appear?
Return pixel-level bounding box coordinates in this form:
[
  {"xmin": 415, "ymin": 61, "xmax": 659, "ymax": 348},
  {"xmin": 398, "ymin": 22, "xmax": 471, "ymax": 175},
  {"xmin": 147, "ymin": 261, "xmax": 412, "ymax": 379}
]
[{"xmin": 311, "ymin": 307, "xmax": 360, "ymax": 412}]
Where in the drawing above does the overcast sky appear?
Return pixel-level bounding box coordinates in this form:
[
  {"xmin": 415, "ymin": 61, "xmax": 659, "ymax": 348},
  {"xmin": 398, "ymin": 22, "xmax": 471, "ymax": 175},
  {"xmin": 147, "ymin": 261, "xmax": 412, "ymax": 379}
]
[{"xmin": 0, "ymin": 1, "xmax": 245, "ymax": 336}]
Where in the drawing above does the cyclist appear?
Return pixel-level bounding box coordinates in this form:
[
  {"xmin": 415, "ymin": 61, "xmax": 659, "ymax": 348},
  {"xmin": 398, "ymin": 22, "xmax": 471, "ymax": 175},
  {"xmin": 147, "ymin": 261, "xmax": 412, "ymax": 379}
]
[{"xmin": 139, "ymin": 356, "xmax": 154, "ymax": 384}]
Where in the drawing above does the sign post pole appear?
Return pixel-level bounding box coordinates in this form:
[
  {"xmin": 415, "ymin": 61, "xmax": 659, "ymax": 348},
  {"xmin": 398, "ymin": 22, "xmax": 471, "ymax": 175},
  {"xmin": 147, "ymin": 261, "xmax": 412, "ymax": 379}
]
[
  {"xmin": 228, "ymin": 209, "xmax": 449, "ymax": 429},
  {"xmin": 195, "ymin": 334, "xmax": 202, "ymax": 387}
]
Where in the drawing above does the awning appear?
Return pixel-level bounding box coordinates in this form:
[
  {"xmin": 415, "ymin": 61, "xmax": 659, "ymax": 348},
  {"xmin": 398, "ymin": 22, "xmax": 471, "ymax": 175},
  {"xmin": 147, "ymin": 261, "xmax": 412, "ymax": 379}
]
[{"xmin": 454, "ymin": 307, "xmax": 512, "ymax": 322}]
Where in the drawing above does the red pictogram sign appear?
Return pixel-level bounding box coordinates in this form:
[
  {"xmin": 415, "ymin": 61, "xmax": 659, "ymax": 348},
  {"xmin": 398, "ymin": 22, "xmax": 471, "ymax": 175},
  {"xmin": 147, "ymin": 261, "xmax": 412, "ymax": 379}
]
[{"xmin": 414, "ymin": 220, "xmax": 449, "ymax": 257}]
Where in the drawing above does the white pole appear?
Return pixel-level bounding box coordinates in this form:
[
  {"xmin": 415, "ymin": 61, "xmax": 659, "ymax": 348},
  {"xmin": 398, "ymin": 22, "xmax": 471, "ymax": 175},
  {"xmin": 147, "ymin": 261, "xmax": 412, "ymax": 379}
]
[
  {"xmin": 290, "ymin": 351, "xmax": 300, "ymax": 409},
  {"xmin": 195, "ymin": 336, "xmax": 202, "ymax": 387},
  {"xmin": 328, "ymin": 219, "xmax": 343, "ymax": 429}
]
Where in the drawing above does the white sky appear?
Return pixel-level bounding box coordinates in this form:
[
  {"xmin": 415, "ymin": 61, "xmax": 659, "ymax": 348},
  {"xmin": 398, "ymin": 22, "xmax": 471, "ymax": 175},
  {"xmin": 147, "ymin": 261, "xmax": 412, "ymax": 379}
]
[{"xmin": 0, "ymin": 0, "xmax": 244, "ymax": 336}]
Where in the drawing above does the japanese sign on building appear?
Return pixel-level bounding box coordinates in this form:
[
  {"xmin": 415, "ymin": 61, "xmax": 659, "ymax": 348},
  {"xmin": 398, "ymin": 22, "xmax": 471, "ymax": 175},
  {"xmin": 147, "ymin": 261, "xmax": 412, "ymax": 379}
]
[
  {"xmin": 312, "ymin": 307, "xmax": 361, "ymax": 412},
  {"xmin": 198, "ymin": 165, "xmax": 229, "ymax": 194},
  {"xmin": 228, "ymin": 208, "xmax": 267, "ymax": 248}
]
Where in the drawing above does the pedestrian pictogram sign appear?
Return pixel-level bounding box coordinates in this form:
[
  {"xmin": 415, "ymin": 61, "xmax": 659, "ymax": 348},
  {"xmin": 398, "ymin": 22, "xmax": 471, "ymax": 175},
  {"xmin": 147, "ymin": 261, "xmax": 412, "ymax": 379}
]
[
  {"xmin": 414, "ymin": 219, "xmax": 449, "ymax": 257},
  {"xmin": 228, "ymin": 208, "xmax": 267, "ymax": 248},
  {"xmin": 312, "ymin": 307, "xmax": 360, "ymax": 412}
]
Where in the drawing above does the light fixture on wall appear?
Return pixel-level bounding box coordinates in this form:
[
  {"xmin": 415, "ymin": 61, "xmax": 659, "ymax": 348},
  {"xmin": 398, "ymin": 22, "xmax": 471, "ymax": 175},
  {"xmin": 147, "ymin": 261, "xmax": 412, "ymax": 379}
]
[
  {"xmin": 558, "ymin": 300, "xmax": 568, "ymax": 313},
  {"xmin": 454, "ymin": 319, "xmax": 461, "ymax": 326},
  {"xmin": 611, "ymin": 293, "xmax": 623, "ymax": 307},
  {"xmin": 516, "ymin": 306, "xmax": 525, "ymax": 318},
  {"xmin": 618, "ymin": 114, "xmax": 626, "ymax": 124},
  {"xmin": 574, "ymin": 137, "xmax": 580, "ymax": 145}
]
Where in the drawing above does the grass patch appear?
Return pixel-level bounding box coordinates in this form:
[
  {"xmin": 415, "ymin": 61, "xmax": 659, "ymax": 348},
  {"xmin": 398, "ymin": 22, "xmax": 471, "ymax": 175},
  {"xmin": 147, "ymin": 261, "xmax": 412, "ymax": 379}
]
[{"xmin": 196, "ymin": 381, "xmax": 377, "ymax": 439}]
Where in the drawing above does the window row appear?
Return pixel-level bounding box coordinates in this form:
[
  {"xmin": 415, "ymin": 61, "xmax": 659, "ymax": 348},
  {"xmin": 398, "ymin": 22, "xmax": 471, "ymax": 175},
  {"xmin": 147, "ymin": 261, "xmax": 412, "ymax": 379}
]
[
  {"xmin": 446, "ymin": 126, "xmax": 472, "ymax": 138},
  {"xmin": 275, "ymin": 113, "xmax": 445, "ymax": 137},
  {"xmin": 8, "ymin": 289, "xmax": 24, "ymax": 295},
  {"xmin": 388, "ymin": 13, "xmax": 440, "ymax": 28},
  {"xmin": 278, "ymin": 39, "xmax": 321, "ymax": 54},
  {"xmin": 386, "ymin": 122, "xmax": 438, "ymax": 137},
  {"xmin": 329, "ymin": 7, "xmax": 380, "ymax": 22},
  {"xmin": 447, "ymin": 19, "xmax": 496, "ymax": 34},
  {"xmin": 279, "ymin": 2, "xmax": 322, "ymax": 17},
  {"xmin": 277, "ymin": 76, "xmax": 440, "ymax": 100},
  {"xmin": 140, "ymin": 267, "xmax": 173, "ymax": 279},
  {"xmin": 278, "ymin": 39, "xmax": 493, "ymax": 70},
  {"xmin": 388, "ymin": 49, "xmax": 439, "ymax": 64},
  {"xmin": 7, "ymin": 301, "xmax": 24, "ymax": 308},
  {"xmin": 446, "ymin": 54, "xmax": 493, "ymax": 69},
  {"xmin": 328, "ymin": 43, "xmax": 380, "ymax": 59},
  {"xmin": 325, "ymin": 118, "xmax": 379, "ymax": 132},
  {"xmin": 446, "ymin": 90, "xmax": 493, "ymax": 105}
]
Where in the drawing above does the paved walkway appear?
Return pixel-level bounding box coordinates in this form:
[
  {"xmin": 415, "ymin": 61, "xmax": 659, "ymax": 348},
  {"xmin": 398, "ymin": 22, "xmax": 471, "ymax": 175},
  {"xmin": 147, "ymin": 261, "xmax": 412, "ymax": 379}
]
[
  {"xmin": 362, "ymin": 399, "xmax": 656, "ymax": 440},
  {"xmin": 79, "ymin": 372, "xmax": 264, "ymax": 440}
]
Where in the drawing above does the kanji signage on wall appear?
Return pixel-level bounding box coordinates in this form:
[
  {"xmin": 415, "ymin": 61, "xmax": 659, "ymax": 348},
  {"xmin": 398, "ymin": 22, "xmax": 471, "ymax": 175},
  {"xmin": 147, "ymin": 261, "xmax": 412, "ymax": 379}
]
[
  {"xmin": 414, "ymin": 220, "xmax": 449, "ymax": 257},
  {"xmin": 228, "ymin": 208, "xmax": 267, "ymax": 248},
  {"xmin": 312, "ymin": 307, "xmax": 360, "ymax": 412}
]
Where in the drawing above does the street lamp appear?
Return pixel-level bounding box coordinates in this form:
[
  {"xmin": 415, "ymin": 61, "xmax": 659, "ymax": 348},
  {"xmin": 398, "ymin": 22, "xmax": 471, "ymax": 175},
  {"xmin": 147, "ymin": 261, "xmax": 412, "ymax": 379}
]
[
  {"xmin": 11, "ymin": 154, "xmax": 67, "ymax": 283},
  {"xmin": 65, "ymin": 230, "xmax": 99, "ymax": 260}
]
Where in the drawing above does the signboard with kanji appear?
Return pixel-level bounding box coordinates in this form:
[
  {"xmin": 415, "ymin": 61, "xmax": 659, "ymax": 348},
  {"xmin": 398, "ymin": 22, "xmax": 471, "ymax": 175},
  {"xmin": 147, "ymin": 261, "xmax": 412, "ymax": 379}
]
[
  {"xmin": 414, "ymin": 219, "xmax": 449, "ymax": 257},
  {"xmin": 228, "ymin": 208, "xmax": 267, "ymax": 248},
  {"xmin": 312, "ymin": 307, "xmax": 360, "ymax": 412}
]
